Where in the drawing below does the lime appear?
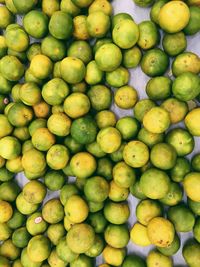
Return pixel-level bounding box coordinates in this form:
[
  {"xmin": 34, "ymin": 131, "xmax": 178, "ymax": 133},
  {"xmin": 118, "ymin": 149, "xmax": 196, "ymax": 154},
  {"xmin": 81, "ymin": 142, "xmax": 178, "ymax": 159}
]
[
  {"xmin": 12, "ymin": 227, "xmax": 31, "ymax": 248},
  {"xmin": 104, "ymin": 201, "xmax": 130, "ymax": 225},
  {"xmin": 166, "ymin": 128, "xmax": 194, "ymax": 156},
  {"xmin": 23, "ymin": 10, "xmax": 48, "ymax": 39},
  {"xmin": 162, "ymin": 32, "xmax": 187, "ymax": 56},
  {"xmin": 141, "ymin": 48, "xmax": 169, "ymax": 77},
  {"xmin": 123, "ymin": 46, "xmax": 142, "ymax": 69},
  {"xmin": 161, "ymin": 97, "xmax": 188, "ymax": 124},
  {"xmin": 140, "ymin": 168, "xmax": 170, "ymax": 199},
  {"xmin": 86, "ymin": 11, "xmax": 110, "ymax": 38},
  {"xmin": 183, "ymin": 172, "xmax": 200, "ymax": 202},
  {"xmin": 42, "ymin": 199, "xmax": 64, "ymax": 224},
  {"xmin": 123, "ymin": 141, "xmax": 149, "ymax": 168},
  {"xmin": 41, "ymin": 36, "xmax": 66, "ymax": 61},
  {"xmin": 146, "ymin": 76, "xmax": 172, "ymax": 101},
  {"xmin": 65, "ymin": 195, "xmax": 89, "ymax": 223},
  {"xmin": 147, "ymin": 250, "xmax": 173, "ymax": 267},
  {"xmin": 112, "ymin": 20, "xmax": 139, "ymax": 49},
  {"xmin": 137, "ymin": 127, "xmax": 164, "ymax": 148},
  {"xmin": 84, "ymin": 176, "xmax": 109, "ymax": 202},
  {"xmin": 147, "ymin": 217, "xmax": 175, "ymax": 247},
  {"xmin": 168, "ymin": 203, "xmax": 195, "ymax": 232},
  {"xmin": 66, "ymin": 223, "xmax": 95, "ymax": 254},
  {"xmin": 26, "ymin": 212, "xmax": 48, "ymax": 236},
  {"xmin": 95, "ymin": 43, "xmax": 122, "ymax": 72},
  {"xmin": 130, "ymin": 223, "xmax": 151, "ymax": 246},
  {"xmin": 185, "ymin": 108, "xmax": 200, "ymax": 136},
  {"xmin": 103, "ymin": 245, "xmax": 126, "ymax": 267},
  {"xmin": 23, "ymin": 180, "xmax": 46, "ymax": 204},
  {"xmin": 143, "ymin": 107, "xmax": 170, "ymax": 134},
  {"xmin": 158, "ymin": 1, "xmax": 190, "ymax": 33},
  {"xmin": 49, "ymin": 11, "xmax": 73, "ymax": 40},
  {"xmin": 114, "ymin": 86, "xmax": 138, "ymax": 109},
  {"xmin": 184, "ymin": 6, "xmax": 200, "ymax": 35},
  {"xmin": 27, "ymin": 235, "xmax": 51, "ymax": 263},
  {"xmin": 150, "ymin": 143, "xmax": 177, "ymax": 170},
  {"xmin": 87, "ymin": 85, "xmax": 112, "ymax": 111},
  {"xmin": 137, "ymin": 21, "xmax": 159, "ymax": 50},
  {"xmin": 183, "ymin": 240, "xmax": 200, "ymax": 267},
  {"xmin": 105, "ymin": 224, "xmax": 129, "ymax": 248}
]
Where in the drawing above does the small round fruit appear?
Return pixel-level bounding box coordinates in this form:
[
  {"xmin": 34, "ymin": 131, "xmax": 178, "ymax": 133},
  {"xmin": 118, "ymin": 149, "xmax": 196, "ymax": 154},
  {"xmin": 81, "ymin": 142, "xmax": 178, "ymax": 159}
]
[{"xmin": 147, "ymin": 217, "xmax": 175, "ymax": 247}]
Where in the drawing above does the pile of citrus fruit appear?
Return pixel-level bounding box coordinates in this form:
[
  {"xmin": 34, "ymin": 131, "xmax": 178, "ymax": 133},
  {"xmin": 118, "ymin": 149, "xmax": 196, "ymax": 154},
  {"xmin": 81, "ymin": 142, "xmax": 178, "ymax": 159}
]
[{"xmin": 0, "ymin": 0, "xmax": 200, "ymax": 266}]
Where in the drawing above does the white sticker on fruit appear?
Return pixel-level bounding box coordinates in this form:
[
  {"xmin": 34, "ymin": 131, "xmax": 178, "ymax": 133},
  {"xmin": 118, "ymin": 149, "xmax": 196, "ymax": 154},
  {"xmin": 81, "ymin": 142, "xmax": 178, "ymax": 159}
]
[{"xmin": 35, "ymin": 217, "xmax": 42, "ymax": 224}]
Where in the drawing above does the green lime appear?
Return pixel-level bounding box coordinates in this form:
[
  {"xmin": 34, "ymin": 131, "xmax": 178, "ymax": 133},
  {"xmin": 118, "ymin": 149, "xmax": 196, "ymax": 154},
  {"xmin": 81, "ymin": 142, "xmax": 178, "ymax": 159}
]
[
  {"xmin": 96, "ymin": 157, "xmax": 113, "ymax": 181},
  {"xmin": 168, "ymin": 203, "xmax": 195, "ymax": 232},
  {"xmin": 172, "ymin": 52, "xmax": 200, "ymax": 77},
  {"xmin": 86, "ymin": 11, "xmax": 110, "ymax": 38},
  {"xmin": 87, "ymin": 85, "xmax": 112, "ymax": 111},
  {"xmin": 85, "ymin": 60, "xmax": 103, "ymax": 85},
  {"xmin": 106, "ymin": 66, "xmax": 130, "ymax": 88},
  {"xmin": 23, "ymin": 10, "xmax": 48, "ymax": 39},
  {"xmin": 137, "ymin": 20, "xmax": 159, "ymax": 50},
  {"xmin": 183, "ymin": 240, "xmax": 200, "ymax": 267},
  {"xmin": 112, "ymin": 20, "xmax": 139, "ymax": 49},
  {"xmin": 104, "ymin": 201, "xmax": 130, "ymax": 225},
  {"xmin": 140, "ymin": 168, "xmax": 170, "ymax": 199},
  {"xmin": 26, "ymin": 212, "xmax": 48, "ymax": 236},
  {"xmin": 67, "ymin": 40, "xmax": 92, "ymax": 64},
  {"xmin": 61, "ymin": 57, "xmax": 85, "ymax": 84},
  {"xmin": 188, "ymin": 198, "xmax": 200, "ymax": 216},
  {"xmin": 150, "ymin": 143, "xmax": 177, "ymax": 170},
  {"xmin": 0, "ymin": 55, "xmax": 24, "ymax": 82},
  {"xmin": 84, "ymin": 176, "xmax": 109, "ymax": 202},
  {"xmin": 141, "ymin": 48, "xmax": 169, "ymax": 77},
  {"xmin": 97, "ymin": 127, "xmax": 122, "ymax": 154},
  {"xmin": 123, "ymin": 46, "xmax": 142, "ymax": 69},
  {"xmin": 49, "ymin": 11, "xmax": 73, "ymax": 40},
  {"xmin": 66, "ymin": 223, "xmax": 95, "ymax": 254},
  {"xmin": 166, "ymin": 128, "xmax": 194, "ymax": 156},
  {"xmin": 104, "ymin": 224, "xmax": 129, "ymax": 248},
  {"xmin": 146, "ymin": 76, "xmax": 172, "ymax": 101},
  {"xmin": 44, "ymin": 171, "xmax": 65, "ymax": 191},
  {"xmin": 12, "ymin": 227, "xmax": 31, "ymax": 248},
  {"xmin": 71, "ymin": 116, "xmax": 97, "ymax": 145},
  {"xmin": 0, "ymin": 5, "xmax": 14, "ymax": 28},
  {"xmin": 116, "ymin": 117, "xmax": 140, "ymax": 140},
  {"xmin": 95, "ymin": 43, "xmax": 122, "ymax": 72},
  {"xmin": 162, "ymin": 32, "xmax": 187, "ymax": 56},
  {"xmin": 113, "ymin": 161, "xmax": 136, "ymax": 188},
  {"xmin": 41, "ymin": 36, "xmax": 66, "ymax": 61},
  {"xmin": 161, "ymin": 97, "xmax": 188, "ymax": 124},
  {"xmin": 123, "ymin": 140, "xmax": 149, "ymax": 168},
  {"xmin": 42, "ymin": 199, "xmax": 64, "ymax": 224}
]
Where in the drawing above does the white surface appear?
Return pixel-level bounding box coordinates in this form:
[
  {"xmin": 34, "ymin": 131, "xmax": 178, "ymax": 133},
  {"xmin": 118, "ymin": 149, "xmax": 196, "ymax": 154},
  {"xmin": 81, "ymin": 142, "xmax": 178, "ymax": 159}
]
[{"xmin": 14, "ymin": 0, "xmax": 200, "ymax": 266}]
